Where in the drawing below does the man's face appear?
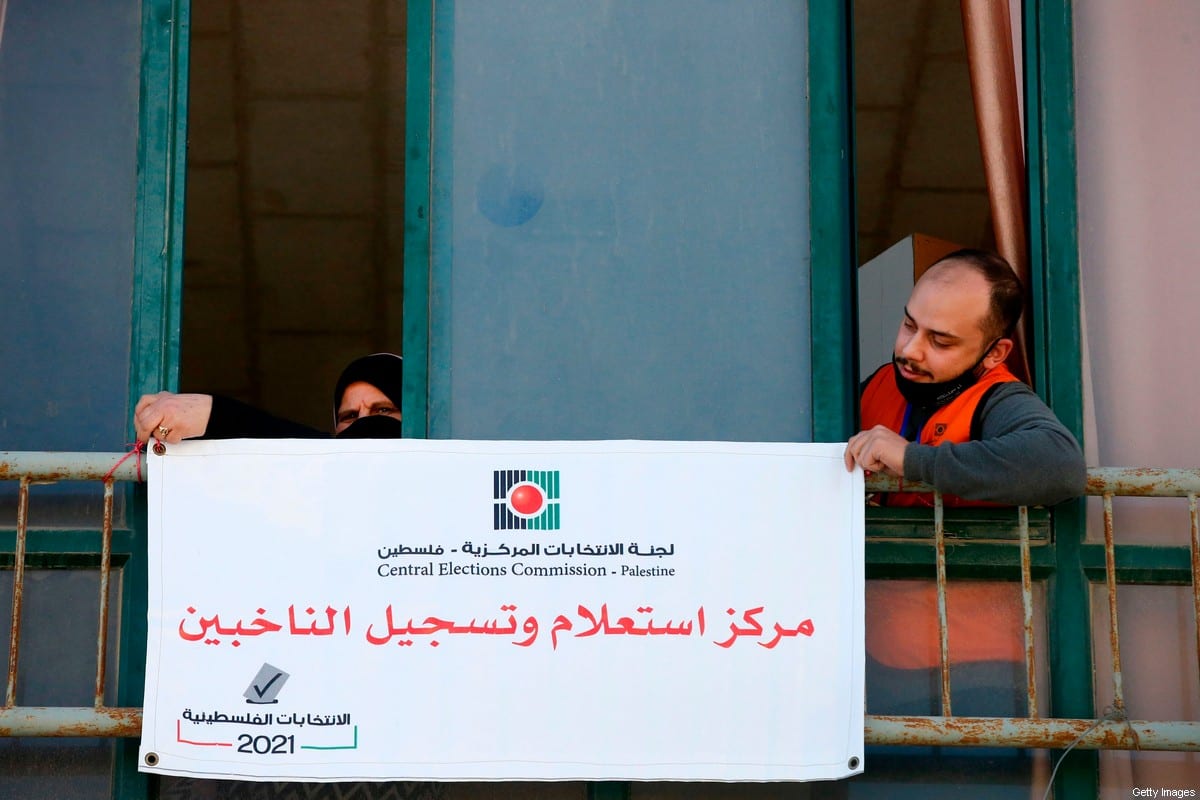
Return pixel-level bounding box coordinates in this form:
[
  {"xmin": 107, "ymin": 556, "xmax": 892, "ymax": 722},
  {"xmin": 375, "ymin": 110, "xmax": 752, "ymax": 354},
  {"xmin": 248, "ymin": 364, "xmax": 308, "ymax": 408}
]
[
  {"xmin": 893, "ymin": 262, "xmax": 998, "ymax": 384},
  {"xmin": 335, "ymin": 381, "xmax": 401, "ymax": 433}
]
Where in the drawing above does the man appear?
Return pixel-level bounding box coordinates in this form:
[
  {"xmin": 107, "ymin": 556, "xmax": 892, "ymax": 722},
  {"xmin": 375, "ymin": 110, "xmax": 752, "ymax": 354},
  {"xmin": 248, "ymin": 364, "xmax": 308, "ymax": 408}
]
[
  {"xmin": 844, "ymin": 249, "xmax": 1085, "ymax": 505},
  {"xmin": 842, "ymin": 250, "xmax": 1085, "ymax": 793},
  {"xmin": 134, "ymin": 352, "xmax": 403, "ymax": 442}
]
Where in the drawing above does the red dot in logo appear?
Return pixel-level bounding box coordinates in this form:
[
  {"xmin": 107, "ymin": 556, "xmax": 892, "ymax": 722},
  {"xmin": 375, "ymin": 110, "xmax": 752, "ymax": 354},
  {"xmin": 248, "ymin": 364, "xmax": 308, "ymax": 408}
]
[{"xmin": 509, "ymin": 483, "xmax": 544, "ymax": 515}]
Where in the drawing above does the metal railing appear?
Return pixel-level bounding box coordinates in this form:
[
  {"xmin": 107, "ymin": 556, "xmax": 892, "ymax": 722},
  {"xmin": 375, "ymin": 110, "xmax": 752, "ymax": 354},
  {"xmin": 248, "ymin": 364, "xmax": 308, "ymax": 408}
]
[
  {"xmin": 2, "ymin": 452, "xmax": 1199, "ymax": 751},
  {"xmin": 0, "ymin": 451, "xmax": 143, "ymax": 737},
  {"xmin": 865, "ymin": 468, "xmax": 1200, "ymax": 751}
]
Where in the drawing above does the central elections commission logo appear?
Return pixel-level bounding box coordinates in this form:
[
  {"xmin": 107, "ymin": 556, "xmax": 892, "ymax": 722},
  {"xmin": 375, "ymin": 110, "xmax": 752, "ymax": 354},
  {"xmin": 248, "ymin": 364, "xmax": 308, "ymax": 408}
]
[{"xmin": 494, "ymin": 469, "xmax": 560, "ymax": 530}]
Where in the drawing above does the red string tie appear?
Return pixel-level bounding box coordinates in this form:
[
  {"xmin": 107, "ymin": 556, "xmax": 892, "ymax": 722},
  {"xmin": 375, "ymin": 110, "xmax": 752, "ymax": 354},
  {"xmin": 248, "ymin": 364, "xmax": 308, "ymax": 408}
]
[{"xmin": 104, "ymin": 441, "xmax": 145, "ymax": 482}]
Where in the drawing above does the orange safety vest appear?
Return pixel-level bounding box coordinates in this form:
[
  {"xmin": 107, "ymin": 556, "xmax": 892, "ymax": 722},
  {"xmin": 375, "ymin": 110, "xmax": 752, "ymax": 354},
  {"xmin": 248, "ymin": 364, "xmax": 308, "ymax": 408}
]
[
  {"xmin": 860, "ymin": 361, "xmax": 1026, "ymax": 670},
  {"xmin": 860, "ymin": 361, "xmax": 1019, "ymax": 507},
  {"xmin": 866, "ymin": 580, "xmax": 1026, "ymax": 670}
]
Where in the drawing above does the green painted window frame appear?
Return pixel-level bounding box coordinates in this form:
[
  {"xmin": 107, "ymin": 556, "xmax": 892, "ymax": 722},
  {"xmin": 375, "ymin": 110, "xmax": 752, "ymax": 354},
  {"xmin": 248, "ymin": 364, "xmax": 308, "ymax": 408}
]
[
  {"xmin": 122, "ymin": 1, "xmax": 190, "ymax": 798},
  {"xmin": 1024, "ymin": 2, "xmax": 1096, "ymax": 797},
  {"xmin": 1029, "ymin": 5, "xmax": 1195, "ymax": 796}
]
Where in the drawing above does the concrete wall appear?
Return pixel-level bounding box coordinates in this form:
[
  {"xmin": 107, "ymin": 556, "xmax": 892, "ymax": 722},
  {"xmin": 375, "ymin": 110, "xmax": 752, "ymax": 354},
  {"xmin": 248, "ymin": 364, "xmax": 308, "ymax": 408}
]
[
  {"xmin": 1074, "ymin": 1, "xmax": 1200, "ymax": 791},
  {"xmin": 1076, "ymin": 0, "xmax": 1200, "ymax": 473}
]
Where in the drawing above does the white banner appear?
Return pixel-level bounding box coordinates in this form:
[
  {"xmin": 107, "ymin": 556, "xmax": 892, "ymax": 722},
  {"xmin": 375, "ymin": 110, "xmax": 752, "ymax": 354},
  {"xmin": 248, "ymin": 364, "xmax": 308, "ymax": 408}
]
[{"xmin": 139, "ymin": 439, "xmax": 864, "ymax": 782}]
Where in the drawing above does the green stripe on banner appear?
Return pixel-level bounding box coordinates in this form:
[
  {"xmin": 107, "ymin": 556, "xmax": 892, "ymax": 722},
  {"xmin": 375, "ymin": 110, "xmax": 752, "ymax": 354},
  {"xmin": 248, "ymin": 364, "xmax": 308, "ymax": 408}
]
[{"xmin": 551, "ymin": 471, "xmax": 559, "ymax": 500}]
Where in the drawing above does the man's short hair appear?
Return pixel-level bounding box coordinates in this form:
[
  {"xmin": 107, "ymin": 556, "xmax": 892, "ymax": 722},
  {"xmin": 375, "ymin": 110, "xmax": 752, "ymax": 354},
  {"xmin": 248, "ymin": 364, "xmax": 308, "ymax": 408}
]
[{"xmin": 932, "ymin": 248, "xmax": 1024, "ymax": 340}]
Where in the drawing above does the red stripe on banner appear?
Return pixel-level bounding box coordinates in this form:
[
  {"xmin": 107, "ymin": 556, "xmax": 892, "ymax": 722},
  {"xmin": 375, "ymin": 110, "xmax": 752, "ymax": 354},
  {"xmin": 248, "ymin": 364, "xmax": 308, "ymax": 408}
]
[{"xmin": 176, "ymin": 719, "xmax": 233, "ymax": 747}]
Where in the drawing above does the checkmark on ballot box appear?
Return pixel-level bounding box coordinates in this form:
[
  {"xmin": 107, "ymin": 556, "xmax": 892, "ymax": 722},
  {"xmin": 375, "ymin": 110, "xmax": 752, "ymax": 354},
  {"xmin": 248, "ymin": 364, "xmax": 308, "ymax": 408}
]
[{"xmin": 244, "ymin": 663, "xmax": 290, "ymax": 705}]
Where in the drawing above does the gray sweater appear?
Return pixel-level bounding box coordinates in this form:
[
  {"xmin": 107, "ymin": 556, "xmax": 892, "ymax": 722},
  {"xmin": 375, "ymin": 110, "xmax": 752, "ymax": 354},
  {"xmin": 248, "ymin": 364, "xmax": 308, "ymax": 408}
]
[{"xmin": 901, "ymin": 381, "xmax": 1086, "ymax": 506}]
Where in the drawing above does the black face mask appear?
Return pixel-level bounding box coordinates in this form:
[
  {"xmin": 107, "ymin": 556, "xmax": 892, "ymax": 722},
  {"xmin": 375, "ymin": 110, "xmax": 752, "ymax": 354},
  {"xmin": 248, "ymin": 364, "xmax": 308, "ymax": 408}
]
[
  {"xmin": 336, "ymin": 414, "xmax": 404, "ymax": 439},
  {"xmin": 893, "ymin": 339, "xmax": 999, "ymax": 410}
]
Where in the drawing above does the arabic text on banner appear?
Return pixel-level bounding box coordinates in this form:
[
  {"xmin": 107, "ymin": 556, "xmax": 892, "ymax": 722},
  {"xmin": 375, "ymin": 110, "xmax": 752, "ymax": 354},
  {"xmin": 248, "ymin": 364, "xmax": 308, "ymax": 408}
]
[{"xmin": 139, "ymin": 439, "xmax": 864, "ymax": 782}]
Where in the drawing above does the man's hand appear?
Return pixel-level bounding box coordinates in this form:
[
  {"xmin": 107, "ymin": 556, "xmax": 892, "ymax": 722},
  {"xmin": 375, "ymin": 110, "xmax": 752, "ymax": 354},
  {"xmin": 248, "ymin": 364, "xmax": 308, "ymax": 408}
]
[
  {"xmin": 134, "ymin": 392, "xmax": 214, "ymax": 444},
  {"xmin": 844, "ymin": 425, "xmax": 909, "ymax": 476}
]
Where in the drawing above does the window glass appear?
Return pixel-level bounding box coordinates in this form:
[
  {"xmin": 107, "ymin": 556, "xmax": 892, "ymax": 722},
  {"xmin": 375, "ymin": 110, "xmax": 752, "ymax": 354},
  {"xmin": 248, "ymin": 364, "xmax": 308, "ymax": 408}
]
[
  {"xmin": 0, "ymin": 569, "xmax": 122, "ymax": 798},
  {"xmin": 0, "ymin": 4, "xmax": 140, "ymax": 795},
  {"xmin": 0, "ymin": 2, "xmax": 140, "ymax": 453},
  {"xmin": 0, "ymin": 1, "xmax": 141, "ymax": 527},
  {"xmin": 436, "ymin": 0, "xmax": 812, "ymax": 442}
]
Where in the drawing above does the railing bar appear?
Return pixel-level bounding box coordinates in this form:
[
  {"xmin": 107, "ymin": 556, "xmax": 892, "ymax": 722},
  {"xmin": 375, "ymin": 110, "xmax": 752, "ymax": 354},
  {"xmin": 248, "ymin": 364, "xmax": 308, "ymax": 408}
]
[
  {"xmin": 870, "ymin": 466, "xmax": 1200, "ymax": 497},
  {"xmin": 0, "ymin": 452, "xmax": 144, "ymax": 483},
  {"xmin": 4, "ymin": 706, "xmax": 1198, "ymax": 749},
  {"xmin": 934, "ymin": 490, "xmax": 952, "ymax": 717},
  {"xmin": 866, "ymin": 715, "xmax": 1200, "ymax": 751},
  {"xmin": 1019, "ymin": 504, "xmax": 1038, "ymax": 717},
  {"xmin": 0, "ymin": 706, "xmax": 143, "ymax": 737},
  {"xmin": 1190, "ymin": 491, "xmax": 1200, "ymax": 703},
  {"xmin": 2, "ymin": 455, "xmax": 1178, "ymax": 496},
  {"xmin": 1103, "ymin": 493, "xmax": 1126, "ymax": 713},
  {"xmin": 94, "ymin": 481, "xmax": 115, "ymax": 708},
  {"xmin": 6, "ymin": 477, "xmax": 30, "ymax": 708},
  {"xmin": 1084, "ymin": 467, "xmax": 1200, "ymax": 497}
]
